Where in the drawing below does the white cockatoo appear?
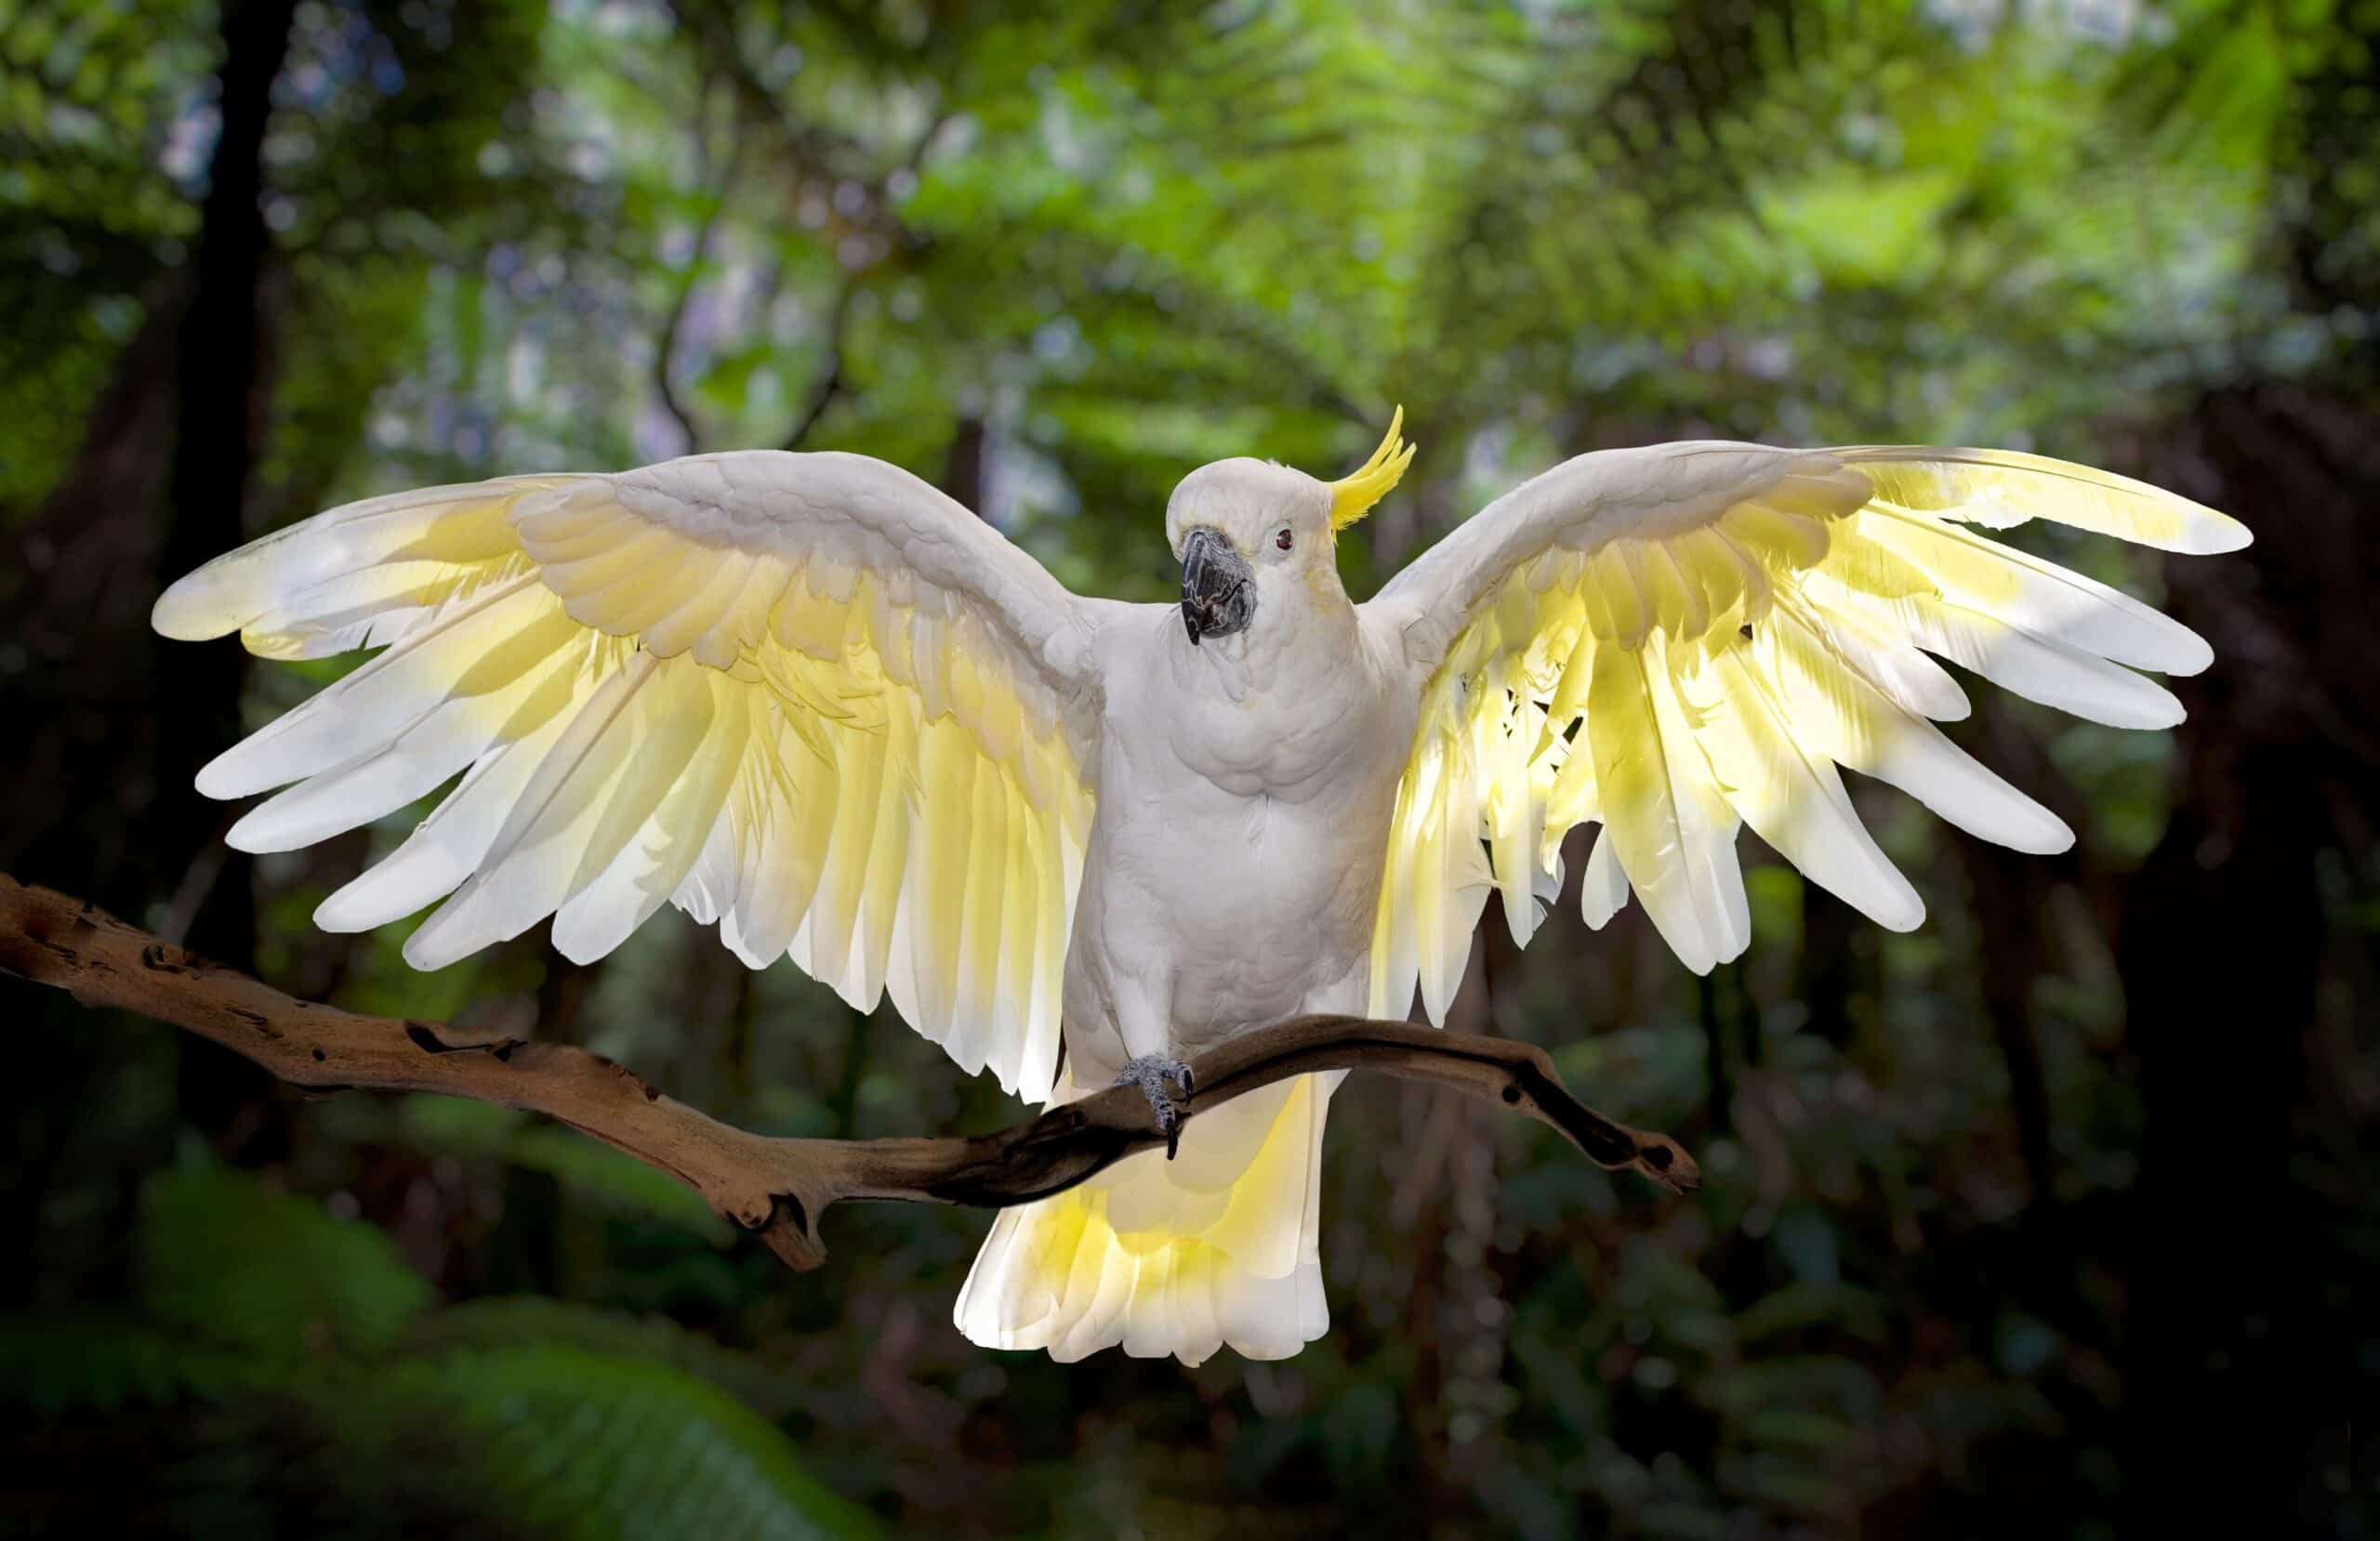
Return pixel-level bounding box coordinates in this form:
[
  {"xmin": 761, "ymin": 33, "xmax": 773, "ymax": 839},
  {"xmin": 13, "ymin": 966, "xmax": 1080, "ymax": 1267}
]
[{"xmin": 152, "ymin": 414, "xmax": 2246, "ymax": 1364}]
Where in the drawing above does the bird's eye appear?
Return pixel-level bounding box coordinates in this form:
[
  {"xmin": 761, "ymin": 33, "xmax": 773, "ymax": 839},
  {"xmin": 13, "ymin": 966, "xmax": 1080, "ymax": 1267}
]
[{"xmin": 1276, "ymin": 528, "xmax": 1293, "ymax": 551}]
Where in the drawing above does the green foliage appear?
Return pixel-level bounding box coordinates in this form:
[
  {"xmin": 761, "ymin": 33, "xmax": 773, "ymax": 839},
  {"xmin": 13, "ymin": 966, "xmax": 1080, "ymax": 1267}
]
[
  {"xmin": 0, "ymin": 1311, "xmax": 255, "ymax": 1414},
  {"xmin": 405, "ymin": 1296, "xmax": 806, "ymax": 1416},
  {"xmin": 139, "ymin": 1161, "xmax": 435, "ymax": 1360},
  {"xmin": 381, "ymin": 1096, "xmax": 730, "ymax": 1239},
  {"xmin": 6, "ymin": 1162, "xmax": 872, "ymax": 1537},
  {"xmin": 326, "ymin": 1346, "xmax": 879, "ymax": 1541},
  {"xmin": 7, "ymin": 0, "xmax": 2377, "ymax": 1535}
]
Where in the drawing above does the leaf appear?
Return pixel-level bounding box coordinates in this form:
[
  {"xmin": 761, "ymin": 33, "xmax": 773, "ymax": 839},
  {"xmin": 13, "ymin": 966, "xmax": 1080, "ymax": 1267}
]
[
  {"xmin": 1734, "ymin": 1281, "xmax": 1890, "ymax": 1345},
  {"xmin": 324, "ymin": 1346, "xmax": 883, "ymax": 1540},
  {"xmin": 505, "ymin": 1126, "xmax": 732, "ymax": 1240},
  {"xmin": 0, "ymin": 1310, "xmax": 258, "ymax": 1413},
  {"xmin": 1752, "ymin": 167, "xmax": 1964, "ymax": 286},
  {"xmin": 138, "ymin": 1163, "xmax": 435, "ymax": 1361},
  {"xmin": 403, "ymin": 1297, "xmax": 803, "ymax": 1417},
  {"xmin": 388, "ymin": 1095, "xmax": 729, "ymax": 1239}
]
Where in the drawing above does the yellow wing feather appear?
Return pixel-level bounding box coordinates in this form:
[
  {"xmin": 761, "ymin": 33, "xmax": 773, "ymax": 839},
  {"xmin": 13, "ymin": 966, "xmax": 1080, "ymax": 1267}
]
[
  {"xmin": 1369, "ymin": 444, "xmax": 2245, "ymax": 1007},
  {"xmin": 154, "ymin": 455, "xmax": 1094, "ymax": 1102}
]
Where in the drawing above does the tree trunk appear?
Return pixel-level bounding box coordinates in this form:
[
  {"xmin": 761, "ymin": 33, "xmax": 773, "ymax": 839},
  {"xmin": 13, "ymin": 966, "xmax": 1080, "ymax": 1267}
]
[
  {"xmin": 2117, "ymin": 382, "xmax": 2380, "ymax": 1538},
  {"xmin": 151, "ymin": 0, "xmax": 298, "ymax": 963},
  {"xmin": 152, "ymin": 0, "xmax": 300, "ymax": 1154}
]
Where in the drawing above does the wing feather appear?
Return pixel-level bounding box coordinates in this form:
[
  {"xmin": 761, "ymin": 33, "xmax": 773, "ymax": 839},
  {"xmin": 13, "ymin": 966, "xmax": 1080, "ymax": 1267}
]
[
  {"xmin": 155, "ymin": 450, "xmax": 1099, "ymax": 1101},
  {"xmin": 1580, "ymin": 826, "xmax": 1631, "ymax": 929},
  {"xmin": 1365, "ymin": 441, "xmax": 2243, "ymax": 988}
]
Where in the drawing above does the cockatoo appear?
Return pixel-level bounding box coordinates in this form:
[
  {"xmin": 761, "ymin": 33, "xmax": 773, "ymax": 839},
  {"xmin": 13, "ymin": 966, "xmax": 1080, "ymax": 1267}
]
[{"xmin": 152, "ymin": 414, "xmax": 2246, "ymax": 1364}]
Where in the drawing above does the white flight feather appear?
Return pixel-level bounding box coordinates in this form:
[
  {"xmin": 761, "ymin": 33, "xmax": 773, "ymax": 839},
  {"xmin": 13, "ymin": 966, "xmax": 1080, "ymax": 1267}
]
[{"xmin": 1366, "ymin": 438, "xmax": 2242, "ymax": 993}]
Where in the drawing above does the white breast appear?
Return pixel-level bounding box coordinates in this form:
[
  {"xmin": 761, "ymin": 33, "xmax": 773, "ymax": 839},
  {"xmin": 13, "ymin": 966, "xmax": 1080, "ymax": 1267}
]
[{"xmin": 1063, "ymin": 606, "xmax": 1414, "ymax": 1066}]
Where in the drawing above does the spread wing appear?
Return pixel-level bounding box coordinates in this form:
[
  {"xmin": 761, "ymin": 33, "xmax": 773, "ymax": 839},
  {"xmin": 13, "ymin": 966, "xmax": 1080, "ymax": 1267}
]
[
  {"xmin": 154, "ymin": 451, "xmax": 1101, "ymax": 1101},
  {"xmin": 1359, "ymin": 441, "xmax": 2250, "ymax": 1021}
]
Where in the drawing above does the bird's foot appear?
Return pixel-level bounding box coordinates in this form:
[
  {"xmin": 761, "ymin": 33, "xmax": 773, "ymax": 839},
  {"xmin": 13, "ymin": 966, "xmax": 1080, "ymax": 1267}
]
[{"xmin": 1113, "ymin": 1055, "xmax": 1196, "ymax": 1158}]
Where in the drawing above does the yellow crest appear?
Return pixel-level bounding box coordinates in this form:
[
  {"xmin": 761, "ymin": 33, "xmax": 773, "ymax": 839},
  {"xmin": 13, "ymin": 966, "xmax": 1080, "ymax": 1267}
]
[{"xmin": 1328, "ymin": 406, "xmax": 1417, "ymax": 533}]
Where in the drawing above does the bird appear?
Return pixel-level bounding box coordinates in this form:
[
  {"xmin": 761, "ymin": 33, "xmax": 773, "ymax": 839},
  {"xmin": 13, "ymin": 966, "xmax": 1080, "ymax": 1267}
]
[{"xmin": 152, "ymin": 411, "xmax": 2248, "ymax": 1365}]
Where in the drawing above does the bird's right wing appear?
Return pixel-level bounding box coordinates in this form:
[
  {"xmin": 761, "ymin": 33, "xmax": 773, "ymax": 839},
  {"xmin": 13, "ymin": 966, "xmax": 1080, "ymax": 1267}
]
[{"xmin": 153, "ymin": 451, "xmax": 1101, "ymax": 1102}]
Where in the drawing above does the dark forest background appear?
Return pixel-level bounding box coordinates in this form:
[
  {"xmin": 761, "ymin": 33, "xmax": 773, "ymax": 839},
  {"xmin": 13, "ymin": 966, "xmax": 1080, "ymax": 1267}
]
[{"xmin": 3, "ymin": 1, "xmax": 2376, "ymax": 1536}]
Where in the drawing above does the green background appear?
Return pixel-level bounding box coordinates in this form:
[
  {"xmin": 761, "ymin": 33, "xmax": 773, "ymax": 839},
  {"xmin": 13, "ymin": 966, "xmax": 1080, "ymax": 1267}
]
[{"xmin": 3, "ymin": 0, "xmax": 2376, "ymax": 1535}]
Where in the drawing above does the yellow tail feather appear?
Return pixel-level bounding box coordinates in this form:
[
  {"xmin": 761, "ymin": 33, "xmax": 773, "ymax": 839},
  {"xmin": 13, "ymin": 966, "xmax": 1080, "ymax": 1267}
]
[{"xmin": 954, "ymin": 1073, "xmax": 1335, "ymax": 1365}]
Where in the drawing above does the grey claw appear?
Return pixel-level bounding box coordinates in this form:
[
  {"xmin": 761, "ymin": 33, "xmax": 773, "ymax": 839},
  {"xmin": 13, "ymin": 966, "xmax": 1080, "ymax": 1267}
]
[{"xmin": 1113, "ymin": 1054, "xmax": 1195, "ymax": 1157}]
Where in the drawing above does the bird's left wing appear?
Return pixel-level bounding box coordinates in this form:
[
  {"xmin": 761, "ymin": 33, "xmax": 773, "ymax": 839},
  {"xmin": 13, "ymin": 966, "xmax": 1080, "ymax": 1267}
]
[
  {"xmin": 154, "ymin": 451, "xmax": 1100, "ymax": 1101},
  {"xmin": 1359, "ymin": 441, "xmax": 2248, "ymax": 1020}
]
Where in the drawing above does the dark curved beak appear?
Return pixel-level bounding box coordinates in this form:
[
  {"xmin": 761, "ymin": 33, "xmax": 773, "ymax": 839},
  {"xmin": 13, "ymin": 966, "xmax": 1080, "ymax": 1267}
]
[{"xmin": 1180, "ymin": 526, "xmax": 1255, "ymax": 645}]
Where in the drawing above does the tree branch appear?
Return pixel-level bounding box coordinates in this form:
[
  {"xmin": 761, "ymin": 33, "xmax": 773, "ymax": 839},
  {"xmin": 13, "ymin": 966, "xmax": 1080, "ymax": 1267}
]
[
  {"xmin": 780, "ymin": 284, "xmax": 854, "ymax": 452},
  {"xmin": 653, "ymin": 97, "xmax": 748, "ymax": 455},
  {"xmin": 0, "ymin": 873, "xmax": 1695, "ymax": 1271}
]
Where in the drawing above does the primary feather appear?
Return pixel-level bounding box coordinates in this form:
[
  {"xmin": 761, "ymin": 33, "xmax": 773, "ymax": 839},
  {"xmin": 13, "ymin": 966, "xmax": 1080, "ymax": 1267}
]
[
  {"xmin": 1364, "ymin": 441, "xmax": 2245, "ymax": 992},
  {"xmin": 155, "ymin": 452, "xmax": 1097, "ymax": 1103}
]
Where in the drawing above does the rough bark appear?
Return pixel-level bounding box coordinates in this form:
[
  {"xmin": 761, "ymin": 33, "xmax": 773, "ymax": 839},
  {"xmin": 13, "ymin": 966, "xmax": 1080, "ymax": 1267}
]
[{"xmin": 0, "ymin": 873, "xmax": 1697, "ymax": 1273}]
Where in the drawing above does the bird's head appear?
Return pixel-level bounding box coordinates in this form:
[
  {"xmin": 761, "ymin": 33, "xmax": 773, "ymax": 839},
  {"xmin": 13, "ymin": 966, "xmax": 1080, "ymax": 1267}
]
[{"xmin": 1163, "ymin": 409, "xmax": 1416, "ymax": 647}]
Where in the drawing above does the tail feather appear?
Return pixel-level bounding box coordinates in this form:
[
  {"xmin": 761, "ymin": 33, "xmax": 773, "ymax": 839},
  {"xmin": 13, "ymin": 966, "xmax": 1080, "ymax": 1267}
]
[{"xmin": 955, "ymin": 1071, "xmax": 1337, "ymax": 1365}]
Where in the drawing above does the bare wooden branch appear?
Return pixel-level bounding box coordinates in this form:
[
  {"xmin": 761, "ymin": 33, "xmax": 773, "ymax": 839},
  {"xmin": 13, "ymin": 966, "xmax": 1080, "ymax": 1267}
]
[{"xmin": 0, "ymin": 873, "xmax": 1696, "ymax": 1271}]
